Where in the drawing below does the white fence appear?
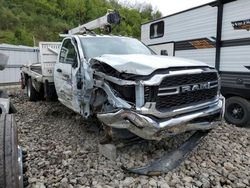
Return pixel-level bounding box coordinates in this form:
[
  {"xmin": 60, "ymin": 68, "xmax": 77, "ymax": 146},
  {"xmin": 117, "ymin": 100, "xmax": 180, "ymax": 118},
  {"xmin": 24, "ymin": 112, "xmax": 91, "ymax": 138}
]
[{"xmin": 0, "ymin": 44, "xmax": 39, "ymax": 85}]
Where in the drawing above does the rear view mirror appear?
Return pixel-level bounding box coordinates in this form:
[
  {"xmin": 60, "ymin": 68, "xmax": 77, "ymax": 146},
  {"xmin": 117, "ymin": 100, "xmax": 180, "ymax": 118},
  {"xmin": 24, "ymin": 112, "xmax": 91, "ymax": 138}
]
[{"xmin": 161, "ymin": 50, "xmax": 168, "ymax": 56}]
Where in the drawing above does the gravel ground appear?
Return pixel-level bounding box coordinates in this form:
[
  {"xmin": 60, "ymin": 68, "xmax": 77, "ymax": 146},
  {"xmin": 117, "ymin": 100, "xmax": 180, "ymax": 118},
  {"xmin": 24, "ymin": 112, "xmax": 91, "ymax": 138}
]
[{"xmin": 11, "ymin": 91, "xmax": 250, "ymax": 188}]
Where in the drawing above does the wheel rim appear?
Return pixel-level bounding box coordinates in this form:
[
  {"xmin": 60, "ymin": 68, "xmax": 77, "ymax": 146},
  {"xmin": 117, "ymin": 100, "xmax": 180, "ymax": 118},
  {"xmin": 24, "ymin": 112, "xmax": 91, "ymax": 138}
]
[{"xmin": 227, "ymin": 103, "xmax": 244, "ymax": 120}]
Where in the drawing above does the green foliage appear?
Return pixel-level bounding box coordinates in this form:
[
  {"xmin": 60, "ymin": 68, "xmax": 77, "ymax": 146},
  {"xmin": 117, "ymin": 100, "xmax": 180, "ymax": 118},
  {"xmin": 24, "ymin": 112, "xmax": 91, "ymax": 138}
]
[{"xmin": 0, "ymin": 0, "xmax": 162, "ymax": 46}]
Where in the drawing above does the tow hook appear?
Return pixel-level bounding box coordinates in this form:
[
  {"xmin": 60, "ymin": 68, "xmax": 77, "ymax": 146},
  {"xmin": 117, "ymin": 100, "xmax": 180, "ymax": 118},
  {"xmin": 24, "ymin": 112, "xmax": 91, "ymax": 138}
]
[{"xmin": 122, "ymin": 131, "xmax": 209, "ymax": 176}]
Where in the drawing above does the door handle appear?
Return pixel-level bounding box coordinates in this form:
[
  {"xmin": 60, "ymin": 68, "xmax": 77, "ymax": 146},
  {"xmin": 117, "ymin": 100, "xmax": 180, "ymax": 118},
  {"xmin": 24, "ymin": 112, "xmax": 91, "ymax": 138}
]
[{"xmin": 57, "ymin": 68, "xmax": 62, "ymax": 73}]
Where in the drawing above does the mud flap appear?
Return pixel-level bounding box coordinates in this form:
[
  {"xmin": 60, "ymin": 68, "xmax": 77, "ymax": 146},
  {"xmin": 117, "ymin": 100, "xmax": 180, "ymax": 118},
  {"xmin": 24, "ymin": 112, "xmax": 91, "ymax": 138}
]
[{"xmin": 122, "ymin": 131, "xmax": 209, "ymax": 176}]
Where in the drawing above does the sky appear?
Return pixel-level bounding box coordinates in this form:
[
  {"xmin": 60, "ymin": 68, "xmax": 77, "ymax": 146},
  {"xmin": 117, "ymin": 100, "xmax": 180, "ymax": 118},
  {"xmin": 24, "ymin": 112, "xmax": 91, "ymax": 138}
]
[{"xmin": 126, "ymin": 0, "xmax": 215, "ymax": 16}]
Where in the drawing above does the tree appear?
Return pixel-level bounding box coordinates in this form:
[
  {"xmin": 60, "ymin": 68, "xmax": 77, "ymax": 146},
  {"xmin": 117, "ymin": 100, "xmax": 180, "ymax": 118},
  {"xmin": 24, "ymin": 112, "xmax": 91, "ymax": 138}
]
[{"xmin": 0, "ymin": 0, "xmax": 162, "ymax": 46}]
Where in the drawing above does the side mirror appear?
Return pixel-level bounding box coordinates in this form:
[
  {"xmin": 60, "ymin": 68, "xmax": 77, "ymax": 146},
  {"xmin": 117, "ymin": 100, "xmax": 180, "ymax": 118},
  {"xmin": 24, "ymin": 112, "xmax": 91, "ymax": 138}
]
[{"xmin": 161, "ymin": 50, "xmax": 168, "ymax": 56}]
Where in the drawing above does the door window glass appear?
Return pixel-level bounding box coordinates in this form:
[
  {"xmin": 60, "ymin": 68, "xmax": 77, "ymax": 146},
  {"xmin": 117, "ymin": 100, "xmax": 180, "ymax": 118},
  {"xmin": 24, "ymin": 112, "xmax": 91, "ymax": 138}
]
[{"xmin": 59, "ymin": 39, "xmax": 77, "ymax": 64}]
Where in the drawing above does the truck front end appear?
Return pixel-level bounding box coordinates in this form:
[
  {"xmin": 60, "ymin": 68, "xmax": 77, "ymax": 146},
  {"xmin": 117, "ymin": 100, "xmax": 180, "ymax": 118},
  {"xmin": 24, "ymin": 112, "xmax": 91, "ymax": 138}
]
[
  {"xmin": 95, "ymin": 66, "xmax": 224, "ymax": 140},
  {"xmin": 81, "ymin": 36, "xmax": 224, "ymax": 140},
  {"xmin": 77, "ymin": 36, "xmax": 224, "ymax": 141}
]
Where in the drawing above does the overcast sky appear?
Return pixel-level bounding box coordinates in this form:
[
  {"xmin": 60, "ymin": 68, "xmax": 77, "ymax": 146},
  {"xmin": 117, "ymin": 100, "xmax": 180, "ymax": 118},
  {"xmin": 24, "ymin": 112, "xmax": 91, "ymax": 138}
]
[{"xmin": 124, "ymin": 0, "xmax": 214, "ymax": 16}]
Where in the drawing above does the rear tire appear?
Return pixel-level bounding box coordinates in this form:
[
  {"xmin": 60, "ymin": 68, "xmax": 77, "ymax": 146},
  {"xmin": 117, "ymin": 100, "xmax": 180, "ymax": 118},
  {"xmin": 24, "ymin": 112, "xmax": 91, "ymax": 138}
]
[
  {"xmin": 225, "ymin": 97, "xmax": 250, "ymax": 127},
  {"xmin": 0, "ymin": 114, "xmax": 23, "ymax": 188},
  {"xmin": 26, "ymin": 78, "xmax": 38, "ymax": 101}
]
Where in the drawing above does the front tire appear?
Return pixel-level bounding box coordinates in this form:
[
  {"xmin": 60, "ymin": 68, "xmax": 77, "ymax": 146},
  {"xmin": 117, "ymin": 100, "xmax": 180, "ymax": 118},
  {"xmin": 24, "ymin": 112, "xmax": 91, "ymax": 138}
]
[
  {"xmin": 225, "ymin": 97, "xmax": 250, "ymax": 127},
  {"xmin": 0, "ymin": 114, "xmax": 23, "ymax": 188}
]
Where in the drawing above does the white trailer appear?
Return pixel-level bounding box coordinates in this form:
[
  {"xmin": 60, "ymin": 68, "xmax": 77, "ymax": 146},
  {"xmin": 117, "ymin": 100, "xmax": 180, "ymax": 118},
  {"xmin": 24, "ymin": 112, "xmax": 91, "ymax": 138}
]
[{"xmin": 141, "ymin": 0, "xmax": 250, "ymax": 127}]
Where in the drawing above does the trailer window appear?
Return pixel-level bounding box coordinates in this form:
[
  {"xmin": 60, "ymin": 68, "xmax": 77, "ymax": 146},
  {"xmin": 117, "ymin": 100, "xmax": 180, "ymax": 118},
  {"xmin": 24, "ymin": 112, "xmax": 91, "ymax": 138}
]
[{"xmin": 150, "ymin": 21, "xmax": 164, "ymax": 39}]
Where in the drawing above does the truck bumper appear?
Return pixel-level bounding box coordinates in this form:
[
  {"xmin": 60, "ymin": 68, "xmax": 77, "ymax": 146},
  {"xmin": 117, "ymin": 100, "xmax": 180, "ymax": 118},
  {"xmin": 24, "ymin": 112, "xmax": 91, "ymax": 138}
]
[{"xmin": 97, "ymin": 97, "xmax": 225, "ymax": 140}]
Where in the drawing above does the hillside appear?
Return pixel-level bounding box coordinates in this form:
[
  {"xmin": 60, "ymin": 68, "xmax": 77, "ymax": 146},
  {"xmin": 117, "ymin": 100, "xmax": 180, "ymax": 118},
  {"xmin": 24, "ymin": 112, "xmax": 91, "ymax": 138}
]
[{"xmin": 0, "ymin": 0, "xmax": 161, "ymax": 46}]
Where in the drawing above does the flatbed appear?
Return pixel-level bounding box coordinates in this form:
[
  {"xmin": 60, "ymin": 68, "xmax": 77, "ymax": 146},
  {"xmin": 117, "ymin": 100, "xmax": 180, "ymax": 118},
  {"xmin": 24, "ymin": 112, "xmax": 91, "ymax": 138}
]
[{"xmin": 21, "ymin": 42, "xmax": 61, "ymax": 100}]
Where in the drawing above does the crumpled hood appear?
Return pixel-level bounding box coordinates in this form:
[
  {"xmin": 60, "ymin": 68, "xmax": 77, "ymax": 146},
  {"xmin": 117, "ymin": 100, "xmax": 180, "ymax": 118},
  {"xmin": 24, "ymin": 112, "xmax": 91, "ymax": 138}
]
[{"xmin": 93, "ymin": 54, "xmax": 209, "ymax": 75}]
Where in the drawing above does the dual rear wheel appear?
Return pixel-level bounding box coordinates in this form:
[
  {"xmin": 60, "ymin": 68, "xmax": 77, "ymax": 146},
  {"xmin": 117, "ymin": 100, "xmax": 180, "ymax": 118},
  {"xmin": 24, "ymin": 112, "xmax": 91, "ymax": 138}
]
[{"xmin": 26, "ymin": 78, "xmax": 57, "ymax": 101}]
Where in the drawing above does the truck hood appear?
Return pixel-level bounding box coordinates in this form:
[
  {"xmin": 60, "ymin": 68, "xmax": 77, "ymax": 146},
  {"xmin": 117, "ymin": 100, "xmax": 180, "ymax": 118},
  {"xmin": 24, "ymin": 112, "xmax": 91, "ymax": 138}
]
[{"xmin": 93, "ymin": 54, "xmax": 209, "ymax": 75}]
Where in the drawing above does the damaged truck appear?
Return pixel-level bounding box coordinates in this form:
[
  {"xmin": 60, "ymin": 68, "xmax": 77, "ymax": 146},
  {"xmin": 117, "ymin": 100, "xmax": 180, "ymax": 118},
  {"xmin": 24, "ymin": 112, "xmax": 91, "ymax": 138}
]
[{"xmin": 21, "ymin": 11, "xmax": 225, "ymax": 175}]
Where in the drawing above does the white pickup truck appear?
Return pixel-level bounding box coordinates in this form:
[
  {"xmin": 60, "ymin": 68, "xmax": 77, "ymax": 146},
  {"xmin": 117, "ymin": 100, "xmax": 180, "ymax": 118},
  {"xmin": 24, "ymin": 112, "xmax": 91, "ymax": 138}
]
[{"xmin": 21, "ymin": 34, "xmax": 224, "ymax": 141}]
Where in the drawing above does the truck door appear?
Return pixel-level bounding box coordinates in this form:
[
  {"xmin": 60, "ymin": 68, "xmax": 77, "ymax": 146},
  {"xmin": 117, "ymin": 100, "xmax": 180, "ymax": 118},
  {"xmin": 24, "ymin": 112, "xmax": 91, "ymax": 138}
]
[{"xmin": 54, "ymin": 38, "xmax": 78, "ymax": 110}]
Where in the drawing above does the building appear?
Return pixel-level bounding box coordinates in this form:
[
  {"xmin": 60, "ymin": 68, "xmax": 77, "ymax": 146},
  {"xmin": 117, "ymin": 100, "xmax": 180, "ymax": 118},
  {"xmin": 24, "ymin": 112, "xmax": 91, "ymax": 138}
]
[{"xmin": 0, "ymin": 44, "xmax": 39, "ymax": 85}]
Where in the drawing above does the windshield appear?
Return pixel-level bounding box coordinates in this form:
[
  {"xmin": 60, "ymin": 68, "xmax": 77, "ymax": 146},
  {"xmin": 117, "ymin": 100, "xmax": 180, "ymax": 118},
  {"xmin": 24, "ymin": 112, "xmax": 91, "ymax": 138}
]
[{"xmin": 80, "ymin": 37, "xmax": 154, "ymax": 60}]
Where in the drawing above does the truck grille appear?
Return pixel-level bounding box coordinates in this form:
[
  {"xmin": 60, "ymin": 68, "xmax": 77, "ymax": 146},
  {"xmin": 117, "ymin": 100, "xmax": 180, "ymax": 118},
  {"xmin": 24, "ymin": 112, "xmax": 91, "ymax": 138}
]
[
  {"xmin": 145, "ymin": 72, "xmax": 219, "ymax": 111},
  {"xmin": 156, "ymin": 87, "xmax": 218, "ymax": 110},
  {"xmin": 160, "ymin": 72, "xmax": 218, "ymax": 87}
]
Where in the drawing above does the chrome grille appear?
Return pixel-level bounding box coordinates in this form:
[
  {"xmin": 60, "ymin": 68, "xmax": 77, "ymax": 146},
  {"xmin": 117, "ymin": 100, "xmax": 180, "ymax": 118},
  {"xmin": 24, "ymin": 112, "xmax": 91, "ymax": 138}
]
[
  {"xmin": 145, "ymin": 72, "xmax": 219, "ymax": 111},
  {"xmin": 160, "ymin": 72, "xmax": 218, "ymax": 87},
  {"xmin": 156, "ymin": 87, "xmax": 218, "ymax": 110}
]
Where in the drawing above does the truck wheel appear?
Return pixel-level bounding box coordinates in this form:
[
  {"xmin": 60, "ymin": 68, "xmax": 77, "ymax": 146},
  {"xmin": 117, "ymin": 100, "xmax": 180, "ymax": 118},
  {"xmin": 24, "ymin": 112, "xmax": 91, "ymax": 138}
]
[
  {"xmin": 27, "ymin": 78, "xmax": 38, "ymax": 101},
  {"xmin": 44, "ymin": 81, "xmax": 57, "ymax": 101},
  {"xmin": 225, "ymin": 97, "xmax": 250, "ymax": 127},
  {"xmin": 0, "ymin": 114, "xmax": 23, "ymax": 188}
]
